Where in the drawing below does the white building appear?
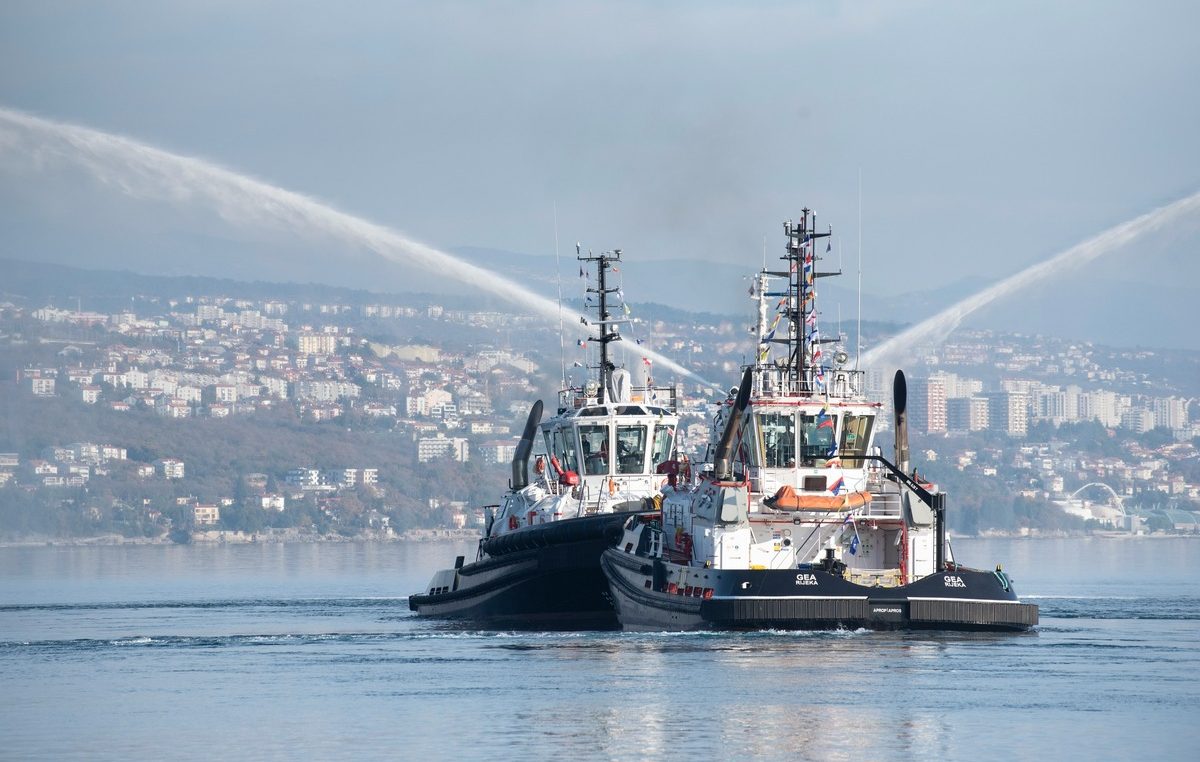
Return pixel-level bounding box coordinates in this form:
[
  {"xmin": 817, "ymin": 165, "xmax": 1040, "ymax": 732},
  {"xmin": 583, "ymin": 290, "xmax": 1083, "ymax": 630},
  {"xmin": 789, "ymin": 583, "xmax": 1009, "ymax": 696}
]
[
  {"xmin": 193, "ymin": 504, "xmax": 220, "ymax": 526},
  {"xmin": 1153, "ymin": 397, "xmax": 1189, "ymax": 430},
  {"xmin": 1121, "ymin": 408, "xmax": 1156, "ymax": 434},
  {"xmin": 987, "ymin": 391, "xmax": 1028, "ymax": 437},
  {"xmin": 156, "ymin": 399, "xmax": 192, "ymax": 418},
  {"xmin": 294, "ymin": 380, "xmax": 360, "ymax": 402},
  {"xmin": 156, "ymin": 458, "xmax": 185, "ymax": 479},
  {"xmin": 259, "ymin": 376, "xmax": 289, "ymax": 399},
  {"xmin": 124, "ymin": 369, "xmax": 150, "ymax": 389},
  {"xmin": 261, "ymin": 494, "xmax": 286, "ymax": 511},
  {"xmin": 947, "ymin": 397, "xmax": 990, "ymax": 433},
  {"xmin": 480, "ymin": 439, "xmax": 519, "ymax": 465},
  {"xmin": 297, "ymin": 333, "xmax": 337, "ymax": 356},
  {"xmin": 212, "ymin": 384, "xmax": 238, "ymax": 403},
  {"xmin": 908, "ymin": 377, "xmax": 947, "ymax": 434},
  {"xmin": 30, "ymin": 377, "xmax": 56, "ymax": 397},
  {"xmin": 417, "ymin": 435, "xmax": 470, "ymax": 463}
]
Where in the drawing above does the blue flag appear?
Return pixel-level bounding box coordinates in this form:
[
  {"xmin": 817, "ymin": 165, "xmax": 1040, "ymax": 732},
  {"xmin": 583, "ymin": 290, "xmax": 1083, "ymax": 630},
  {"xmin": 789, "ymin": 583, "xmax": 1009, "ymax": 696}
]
[{"xmin": 849, "ymin": 534, "xmax": 860, "ymax": 556}]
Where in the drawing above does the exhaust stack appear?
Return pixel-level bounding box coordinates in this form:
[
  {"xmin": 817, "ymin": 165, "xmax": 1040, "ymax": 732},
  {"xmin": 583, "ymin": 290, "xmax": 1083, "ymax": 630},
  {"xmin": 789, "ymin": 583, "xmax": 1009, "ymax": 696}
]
[
  {"xmin": 511, "ymin": 400, "xmax": 544, "ymax": 491},
  {"xmin": 893, "ymin": 370, "xmax": 910, "ymax": 474},
  {"xmin": 713, "ymin": 368, "xmax": 754, "ymax": 481}
]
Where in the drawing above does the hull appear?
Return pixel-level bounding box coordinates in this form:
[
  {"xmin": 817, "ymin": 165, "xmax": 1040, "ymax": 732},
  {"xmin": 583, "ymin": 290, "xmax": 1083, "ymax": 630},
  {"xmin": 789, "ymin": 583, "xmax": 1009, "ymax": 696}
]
[
  {"xmin": 602, "ymin": 549, "xmax": 1038, "ymax": 633},
  {"xmin": 408, "ymin": 513, "xmax": 635, "ymax": 629}
]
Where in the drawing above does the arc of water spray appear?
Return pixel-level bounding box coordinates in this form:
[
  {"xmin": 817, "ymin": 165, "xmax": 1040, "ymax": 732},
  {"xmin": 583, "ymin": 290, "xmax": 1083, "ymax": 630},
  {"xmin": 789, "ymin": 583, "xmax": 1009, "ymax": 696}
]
[
  {"xmin": 0, "ymin": 106, "xmax": 717, "ymax": 389},
  {"xmin": 862, "ymin": 190, "xmax": 1200, "ymax": 374}
]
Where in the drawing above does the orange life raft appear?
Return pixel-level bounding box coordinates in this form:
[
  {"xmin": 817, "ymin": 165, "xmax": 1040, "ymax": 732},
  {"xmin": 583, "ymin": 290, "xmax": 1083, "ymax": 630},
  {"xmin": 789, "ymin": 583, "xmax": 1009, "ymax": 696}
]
[{"xmin": 763, "ymin": 485, "xmax": 872, "ymax": 511}]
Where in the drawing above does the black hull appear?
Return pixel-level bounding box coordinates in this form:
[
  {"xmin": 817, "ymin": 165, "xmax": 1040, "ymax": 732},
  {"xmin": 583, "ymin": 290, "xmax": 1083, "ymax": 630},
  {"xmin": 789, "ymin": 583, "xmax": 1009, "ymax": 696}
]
[
  {"xmin": 408, "ymin": 513, "xmax": 634, "ymax": 630},
  {"xmin": 602, "ymin": 549, "xmax": 1038, "ymax": 633}
]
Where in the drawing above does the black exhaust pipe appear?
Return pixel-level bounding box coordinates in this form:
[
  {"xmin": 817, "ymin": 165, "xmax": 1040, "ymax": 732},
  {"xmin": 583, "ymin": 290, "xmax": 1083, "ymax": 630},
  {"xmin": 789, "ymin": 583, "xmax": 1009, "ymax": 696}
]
[
  {"xmin": 511, "ymin": 400, "xmax": 544, "ymax": 491},
  {"xmin": 893, "ymin": 370, "xmax": 909, "ymax": 474},
  {"xmin": 713, "ymin": 367, "xmax": 753, "ymax": 481}
]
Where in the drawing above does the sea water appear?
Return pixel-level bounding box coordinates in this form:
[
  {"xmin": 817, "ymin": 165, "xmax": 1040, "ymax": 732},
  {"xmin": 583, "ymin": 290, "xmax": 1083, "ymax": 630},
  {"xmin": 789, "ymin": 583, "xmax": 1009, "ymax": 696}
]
[{"xmin": 1, "ymin": 537, "xmax": 1197, "ymax": 761}]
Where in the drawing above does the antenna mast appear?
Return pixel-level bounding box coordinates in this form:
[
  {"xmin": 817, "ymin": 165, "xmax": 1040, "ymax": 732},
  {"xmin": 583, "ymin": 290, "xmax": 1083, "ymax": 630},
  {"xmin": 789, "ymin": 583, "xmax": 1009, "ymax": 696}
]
[
  {"xmin": 782, "ymin": 209, "xmax": 832, "ymax": 393},
  {"xmin": 579, "ymin": 248, "xmax": 622, "ymax": 403}
]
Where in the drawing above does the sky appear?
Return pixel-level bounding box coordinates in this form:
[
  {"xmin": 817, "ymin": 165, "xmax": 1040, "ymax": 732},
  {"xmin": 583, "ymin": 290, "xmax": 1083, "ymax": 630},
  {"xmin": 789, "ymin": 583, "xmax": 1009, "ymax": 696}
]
[{"xmin": 1, "ymin": 1, "xmax": 1198, "ymax": 316}]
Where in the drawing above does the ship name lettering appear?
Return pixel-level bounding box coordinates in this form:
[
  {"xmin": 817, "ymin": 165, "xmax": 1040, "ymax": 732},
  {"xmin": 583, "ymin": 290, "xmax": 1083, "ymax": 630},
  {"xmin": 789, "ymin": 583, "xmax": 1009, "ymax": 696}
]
[
  {"xmin": 943, "ymin": 575, "xmax": 966, "ymax": 588},
  {"xmin": 795, "ymin": 573, "xmax": 819, "ymax": 586}
]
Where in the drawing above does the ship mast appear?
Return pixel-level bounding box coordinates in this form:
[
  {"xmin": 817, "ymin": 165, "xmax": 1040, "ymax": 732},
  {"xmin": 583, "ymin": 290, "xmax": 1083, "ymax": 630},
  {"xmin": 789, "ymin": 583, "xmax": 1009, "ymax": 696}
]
[
  {"xmin": 771, "ymin": 210, "xmax": 835, "ymax": 394},
  {"xmin": 579, "ymin": 248, "xmax": 622, "ymax": 403}
]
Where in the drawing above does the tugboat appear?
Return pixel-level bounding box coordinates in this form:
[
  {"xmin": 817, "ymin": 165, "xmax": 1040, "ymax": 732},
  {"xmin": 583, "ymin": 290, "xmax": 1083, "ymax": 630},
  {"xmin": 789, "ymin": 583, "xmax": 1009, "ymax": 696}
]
[
  {"xmin": 601, "ymin": 210, "xmax": 1038, "ymax": 632},
  {"xmin": 409, "ymin": 248, "xmax": 684, "ymax": 628}
]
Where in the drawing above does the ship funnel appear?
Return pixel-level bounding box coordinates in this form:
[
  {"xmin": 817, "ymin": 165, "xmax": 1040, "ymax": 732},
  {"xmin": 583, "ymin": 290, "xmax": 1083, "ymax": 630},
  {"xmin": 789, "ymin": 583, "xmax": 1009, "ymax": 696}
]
[
  {"xmin": 713, "ymin": 367, "xmax": 753, "ymax": 481},
  {"xmin": 511, "ymin": 400, "xmax": 544, "ymax": 491},
  {"xmin": 893, "ymin": 370, "xmax": 910, "ymax": 473}
]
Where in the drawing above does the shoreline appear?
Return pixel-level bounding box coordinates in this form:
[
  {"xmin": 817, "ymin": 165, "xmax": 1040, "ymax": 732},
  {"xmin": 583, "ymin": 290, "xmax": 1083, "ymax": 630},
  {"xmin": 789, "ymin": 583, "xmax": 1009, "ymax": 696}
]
[
  {"xmin": 1, "ymin": 528, "xmax": 1195, "ymax": 548},
  {"xmin": 0, "ymin": 527, "xmax": 484, "ymax": 548}
]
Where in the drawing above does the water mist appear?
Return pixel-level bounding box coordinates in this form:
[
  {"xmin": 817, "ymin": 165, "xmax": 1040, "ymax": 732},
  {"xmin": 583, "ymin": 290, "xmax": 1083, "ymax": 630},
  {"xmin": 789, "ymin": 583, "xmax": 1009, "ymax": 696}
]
[{"xmin": 0, "ymin": 107, "xmax": 715, "ymax": 388}]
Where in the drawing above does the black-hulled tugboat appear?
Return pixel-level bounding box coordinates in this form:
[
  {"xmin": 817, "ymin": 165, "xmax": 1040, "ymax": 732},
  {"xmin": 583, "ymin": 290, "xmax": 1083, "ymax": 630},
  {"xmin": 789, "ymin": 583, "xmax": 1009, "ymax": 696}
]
[
  {"xmin": 601, "ymin": 210, "xmax": 1038, "ymax": 632},
  {"xmin": 409, "ymin": 248, "xmax": 683, "ymax": 628}
]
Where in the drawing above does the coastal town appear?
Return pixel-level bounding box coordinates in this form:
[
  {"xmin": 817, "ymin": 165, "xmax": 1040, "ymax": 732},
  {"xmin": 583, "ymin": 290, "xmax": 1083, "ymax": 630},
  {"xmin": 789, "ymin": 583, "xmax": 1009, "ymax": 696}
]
[{"xmin": 1, "ymin": 273, "xmax": 1197, "ymax": 543}]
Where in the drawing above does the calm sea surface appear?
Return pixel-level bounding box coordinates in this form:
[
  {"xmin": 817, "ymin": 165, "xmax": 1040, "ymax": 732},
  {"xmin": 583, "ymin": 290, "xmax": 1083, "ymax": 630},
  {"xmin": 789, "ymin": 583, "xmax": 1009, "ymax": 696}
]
[{"xmin": 2, "ymin": 537, "xmax": 1198, "ymax": 761}]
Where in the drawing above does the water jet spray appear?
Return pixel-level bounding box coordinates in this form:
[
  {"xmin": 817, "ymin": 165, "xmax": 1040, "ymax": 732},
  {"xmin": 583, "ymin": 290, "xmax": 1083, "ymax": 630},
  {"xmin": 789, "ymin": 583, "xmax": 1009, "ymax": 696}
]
[
  {"xmin": 862, "ymin": 190, "xmax": 1200, "ymax": 376},
  {"xmin": 0, "ymin": 106, "xmax": 719, "ymax": 389}
]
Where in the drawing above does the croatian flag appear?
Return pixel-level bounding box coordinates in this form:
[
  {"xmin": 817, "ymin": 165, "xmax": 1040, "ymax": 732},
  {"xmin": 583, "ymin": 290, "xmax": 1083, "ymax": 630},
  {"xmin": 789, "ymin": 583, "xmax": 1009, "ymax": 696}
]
[{"xmin": 830, "ymin": 476, "xmax": 845, "ymax": 495}]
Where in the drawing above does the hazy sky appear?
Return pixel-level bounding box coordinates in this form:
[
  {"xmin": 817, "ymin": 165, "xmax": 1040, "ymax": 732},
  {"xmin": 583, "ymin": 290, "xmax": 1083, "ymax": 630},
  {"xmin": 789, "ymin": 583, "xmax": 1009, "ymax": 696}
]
[{"xmin": 1, "ymin": 0, "xmax": 1198, "ymax": 297}]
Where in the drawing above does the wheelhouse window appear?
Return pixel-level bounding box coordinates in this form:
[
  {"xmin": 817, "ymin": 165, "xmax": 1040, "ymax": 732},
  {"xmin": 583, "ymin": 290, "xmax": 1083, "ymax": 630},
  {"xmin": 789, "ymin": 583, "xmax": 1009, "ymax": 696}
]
[
  {"xmin": 650, "ymin": 423, "xmax": 675, "ymax": 469},
  {"xmin": 839, "ymin": 414, "xmax": 873, "ymax": 467},
  {"xmin": 549, "ymin": 427, "xmax": 579, "ymax": 474},
  {"xmin": 800, "ymin": 412, "xmax": 836, "ymax": 465},
  {"xmin": 757, "ymin": 412, "xmax": 796, "ymax": 468},
  {"xmin": 578, "ymin": 424, "xmax": 610, "ymax": 476},
  {"xmin": 615, "ymin": 425, "xmax": 648, "ymax": 474}
]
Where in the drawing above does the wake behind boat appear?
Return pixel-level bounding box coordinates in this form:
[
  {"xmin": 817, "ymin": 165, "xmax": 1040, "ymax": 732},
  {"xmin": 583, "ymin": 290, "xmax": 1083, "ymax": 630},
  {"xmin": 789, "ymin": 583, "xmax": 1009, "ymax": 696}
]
[
  {"xmin": 601, "ymin": 209, "xmax": 1038, "ymax": 632},
  {"xmin": 409, "ymin": 248, "xmax": 683, "ymax": 628}
]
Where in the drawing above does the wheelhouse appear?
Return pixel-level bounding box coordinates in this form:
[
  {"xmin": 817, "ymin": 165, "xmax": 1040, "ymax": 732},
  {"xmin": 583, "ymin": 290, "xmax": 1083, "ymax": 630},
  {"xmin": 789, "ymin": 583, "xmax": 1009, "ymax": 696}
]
[{"xmin": 541, "ymin": 403, "xmax": 678, "ymax": 479}]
